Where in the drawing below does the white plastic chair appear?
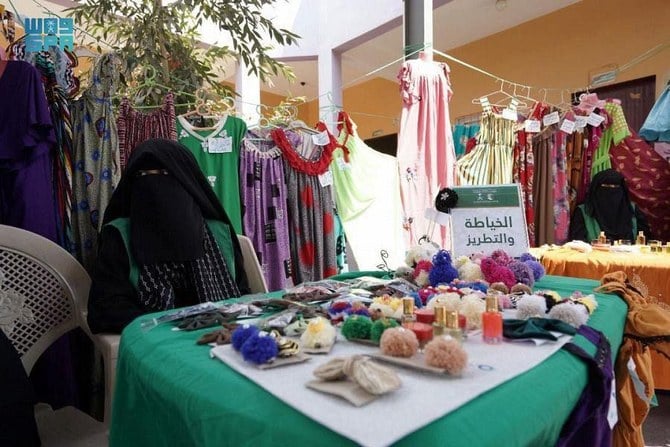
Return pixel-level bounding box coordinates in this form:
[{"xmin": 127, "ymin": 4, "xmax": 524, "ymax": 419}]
[
  {"xmin": 237, "ymin": 234, "xmax": 269, "ymax": 294},
  {"xmin": 0, "ymin": 224, "xmax": 108, "ymax": 446}
]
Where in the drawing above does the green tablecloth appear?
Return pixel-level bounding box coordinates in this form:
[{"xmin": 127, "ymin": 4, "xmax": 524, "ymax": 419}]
[{"xmin": 110, "ymin": 275, "xmax": 626, "ymax": 447}]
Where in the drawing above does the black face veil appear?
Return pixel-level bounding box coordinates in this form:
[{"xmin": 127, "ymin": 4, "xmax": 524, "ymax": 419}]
[{"xmin": 585, "ymin": 169, "xmax": 634, "ymax": 241}]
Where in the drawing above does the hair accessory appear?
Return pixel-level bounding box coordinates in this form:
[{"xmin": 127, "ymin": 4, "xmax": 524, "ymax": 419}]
[
  {"xmin": 231, "ymin": 324, "xmax": 260, "ymax": 351},
  {"xmin": 379, "ymin": 327, "xmax": 419, "ymax": 358},
  {"xmin": 300, "ymin": 317, "xmax": 337, "ymax": 350},
  {"xmin": 314, "ymin": 355, "xmax": 401, "ymax": 395},
  {"xmin": 424, "ymin": 337, "xmax": 468, "ymax": 375},
  {"xmin": 370, "ymin": 318, "xmax": 399, "ymax": 343},
  {"xmin": 341, "ymin": 315, "xmax": 374, "ymax": 341},
  {"xmin": 240, "ymin": 331, "xmax": 279, "ymax": 364},
  {"xmin": 435, "ymin": 187, "xmax": 458, "ymax": 213}
]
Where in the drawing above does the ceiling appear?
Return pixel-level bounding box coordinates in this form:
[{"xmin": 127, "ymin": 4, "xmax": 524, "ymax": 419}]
[
  {"xmin": 261, "ymin": 0, "xmax": 581, "ymax": 99},
  {"xmin": 16, "ymin": 0, "xmax": 580, "ymax": 99}
]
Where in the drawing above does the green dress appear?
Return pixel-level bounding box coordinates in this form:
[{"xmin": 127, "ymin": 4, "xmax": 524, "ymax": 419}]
[{"xmin": 177, "ymin": 115, "xmax": 246, "ymax": 234}]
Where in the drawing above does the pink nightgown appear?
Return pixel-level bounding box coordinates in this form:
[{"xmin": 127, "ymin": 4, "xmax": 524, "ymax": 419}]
[{"xmin": 397, "ymin": 57, "xmax": 456, "ymax": 249}]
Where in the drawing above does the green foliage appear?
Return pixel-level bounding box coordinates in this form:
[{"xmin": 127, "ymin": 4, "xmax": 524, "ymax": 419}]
[{"xmin": 68, "ymin": 0, "xmax": 300, "ymax": 107}]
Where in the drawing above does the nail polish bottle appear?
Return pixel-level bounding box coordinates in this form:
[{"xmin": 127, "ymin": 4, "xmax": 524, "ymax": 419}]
[
  {"xmin": 401, "ymin": 297, "xmax": 416, "ymax": 328},
  {"xmin": 432, "ymin": 305, "xmax": 446, "ymax": 337},
  {"xmin": 482, "ymin": 294, "xmax": 502, "ymax": 344},
  {"xmin": 445, "ymin": 310, "xmax": 463, "ymax": 343},
  {"xmin": 636, "ymin": 231, "xmax": 646, "ymax": 245}
]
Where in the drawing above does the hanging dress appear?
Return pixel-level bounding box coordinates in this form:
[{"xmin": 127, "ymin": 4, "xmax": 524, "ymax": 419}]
[
  {"xmin": 0, "ymin": 60, "xmax": 57, "ymax": 242},
  {"xmin": 271, "ymin": 125, "xmax": 337, "ymax": 284},
  {"xmin": 640, "ymin": 84, "xmax": 670, "ymax": 142},
  {"xmin": 513, "ymin": 128, "xmax": 536, "ymax": 246},
  {"xmin": 71, "ymin": 53, "xmax": 122, "ymax": 271},
  {"xmin": 591, "ymin": 103, "xmax": 631, "ymax": 177},
  {"xmin": 332, "ymin": 111, "xmax": 406, "ymax": 269},
  {"xmin": 176, "ymin": 115, "xmax": 246, "ymax": 234},
  {"xmin": 239, "ymin": 132, "xmax": 293, "ymax": 291},
  {"xmin": 397, "ymin": 57, "xmax": 456, "ymax": 248},
  {"xmin": 456, "ymin": 112, "xmax": 516, "ymax": 186},
  {"xmin": 117, "ymin": 92, "xmax": 177, "ymax": 170}
]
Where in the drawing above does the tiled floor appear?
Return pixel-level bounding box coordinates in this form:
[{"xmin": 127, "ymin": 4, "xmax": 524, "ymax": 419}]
[{"xmin": 644, "ymin": 391, "xmax": 670, "ymax": 446}]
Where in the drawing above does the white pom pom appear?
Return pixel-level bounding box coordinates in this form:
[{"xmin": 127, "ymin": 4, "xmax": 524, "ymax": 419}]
[{"xmin": 516, "ymin": 294, "xmax": 547, "ymax": 319}]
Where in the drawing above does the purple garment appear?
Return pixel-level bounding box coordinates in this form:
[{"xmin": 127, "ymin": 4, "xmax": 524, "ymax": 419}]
[
  {"xmin": 556, "ymin": 325, "xmax": 613, "ymax": 447},
  {"xmin": 0, "ymin": 61, "xmax": 57, "ymax": 242},
  {"xmin": 240, "ymin": 135, "xmax": 293, "ymax": 291},
  {"xmin": 0, "ymin": 61, "xmax": 55, "ymax": 167}
]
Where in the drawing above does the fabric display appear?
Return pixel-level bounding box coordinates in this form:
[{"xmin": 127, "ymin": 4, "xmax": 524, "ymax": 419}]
[
  {"xmin": 640, "ymin": 83, "xmax": 670, "ymax": 142},
  {"xmin": 117, "ymin": 92, "xmax": 177, "ymax": 170},
  {"xmin": 239, "ymin": 132, "xmax": 294, "ymax": 291},
  {"xmin": 177, "ymin": 114, "xmax": 246, "ymax": 234},
  {"xmin": 452, "ymin": 122, "xmax": 480, "ymax": 158},
  {"xmin": 271, "ymin": 125, "xmax": 338, "ymax": 284},
  {"xmin": 397, "ymin": 56, "xmax": 457, "ymax": 248},
  {"xmin": 331, "ymin": 111, "xmax": 406, "ymax": 270},
  {"xmin": 70, "ymin": 53, "xmax": 122, "ymax": 271}
]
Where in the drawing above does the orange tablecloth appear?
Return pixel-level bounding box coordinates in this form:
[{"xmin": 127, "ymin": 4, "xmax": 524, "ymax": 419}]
[{"xmin": 540, "ymin": 247, "xmax": 670, "ymax": 390}]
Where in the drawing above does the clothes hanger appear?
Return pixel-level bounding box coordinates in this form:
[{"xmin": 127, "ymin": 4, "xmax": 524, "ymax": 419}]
[
  {"xmin": 178, "ymin": 87, "xmax": 234, "ymax": 130},
  {"xmin": 472, "ymin": 80, "xmax": 529, "ymax": 111}
]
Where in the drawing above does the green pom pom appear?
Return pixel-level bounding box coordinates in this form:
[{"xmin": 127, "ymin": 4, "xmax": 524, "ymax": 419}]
[
  {"xmin": 341, "ymin": 315, "xmax": 373, "ymax": 340},
  {"xmin": 370, "ymin": 318, "xmax": 399, "ymax": 343}
]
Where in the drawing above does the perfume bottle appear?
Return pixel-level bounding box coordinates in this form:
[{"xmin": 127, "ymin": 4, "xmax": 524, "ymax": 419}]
[
  {"xmin": 636, "ymin": 231, "xmax": 646, "ymax": 245},
  {"xmin": 432, "ymin": 305, "xmax": 446, "ymax": 337},
  {"xmin": 482, "ymin": 294, "xmax": 503, "ymax": 344},
  {"xmin": 597, "ymin": 231, "xmax": 607, "ymax": 244},
  {"xmin": 401, "ymin": 297, "xmax": 417, "ymax": 328},
  {"xmin": 445, "ymin": 310, "xmax": 463, "ymax": 343}
]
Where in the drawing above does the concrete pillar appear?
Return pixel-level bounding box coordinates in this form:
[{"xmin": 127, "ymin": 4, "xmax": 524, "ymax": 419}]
[
  {"xmin": 235, "ymin": 58, "xmax": 261, "ymax": 125},
  {"xmin": 317, "ymin": 50, "xmax": 342, "ymax": 132},
  {"xmin": 404, "ymin": 0, "xmax": 433, "ymax": 59}
]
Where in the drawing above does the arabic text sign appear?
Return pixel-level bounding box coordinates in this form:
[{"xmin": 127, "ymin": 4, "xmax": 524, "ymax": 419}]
[
  {"xmin": 450, "ymin": 185, "xmax": 529, "ymax": 257},
  {"xmin": 25, "ymin": 17, "xmax": 74, "ymax": 52}
]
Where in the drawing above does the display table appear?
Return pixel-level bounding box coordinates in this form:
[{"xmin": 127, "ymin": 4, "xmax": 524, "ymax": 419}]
[
  {"xmin": 110, "ymin": 276, "xmax": 626, "ymax": 447},
  {"xmin": 540, "ymin": 247, "xmax": 670, "ymax": 390}
]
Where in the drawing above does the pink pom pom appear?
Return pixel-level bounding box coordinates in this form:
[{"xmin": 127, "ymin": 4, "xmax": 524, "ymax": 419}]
[
  {"xmin": 414, "ymin": 260, "xmax": 432, "ymax": 277},
  {"xmin": 480, "ymin": 258, "xmax": 496, "ymax": 277},
  {"xmin": 487, "ymin": 265, "xmax": 516, "ymax": 290},
  {"xmin": 424, "ymin": 337, "xmax": 468, "ymax": 375},
  {"xmin": 490, "ymin": 250, "xmax": 513, "ymax": 266},
  {"xmin": 380, "ymin": 327, "xmax": 419, "ymax": 358}
]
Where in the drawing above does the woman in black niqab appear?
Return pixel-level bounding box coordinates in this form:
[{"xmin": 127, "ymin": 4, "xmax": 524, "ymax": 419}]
[{"xmin": 88, "ymin": 139, "xmax": 249, "ymax": 333}]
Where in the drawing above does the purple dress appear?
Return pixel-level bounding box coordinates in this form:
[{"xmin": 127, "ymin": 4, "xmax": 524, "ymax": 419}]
[
  {"xmin": 0, "ymin": 61, "xmax": 57, "ymax": 241},
  {"xmin": 240, "ymin": 133, "xmax": 293, "ymax": 291}
]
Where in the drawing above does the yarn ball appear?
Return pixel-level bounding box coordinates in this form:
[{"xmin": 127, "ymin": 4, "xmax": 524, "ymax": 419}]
[
  {"xmin": 548, "ymin": 302, "xmax": 589, "ymax": 328},
  {"xmin": 418, "ymin": 287, "xmax": 437, "ymax": 304},
  {"xmin": 429, "ymin": 250, "xmax": 459, "ymax": 286},
  {"xmin": 460, "ymin": 294, "xmax": 486, "ymax": 329},
  {"xmin": 370, "ymin": 318, "xmax": 399, "ymax": 343},
  {"xmin": 489, "ymin": 282, "xmax": 510, "ymax": 294},
  {"xmin": 516, "ymin": 294, "xmax": 548, "ymax": 319},
  {"xmin": 427, "ymin": 292, "xmax": 461, "ymax": 312},
  {"xmin": 518, "ymin": 252, "xmax": 538, "ymax": 263},
  {"xmin": 455, "ymin": 256, "xmax": 485, "ymax": 281},
  {"xmin": 424, "ymin": 337, "xmax": 468, "ymax": 375},
  {"xmin": 482, "ymin": 259, "xmax": 516, "ymax": 289},
  {"xmin": 435, "ymin": 187, "xmax": 458, "ymax": 212},
  {"xmin": 490, "ymin": 250, "xmax": 513, "ymax": 266},
  {"xmin": 349, "ymin": 302, "xmax": 372, "ymax": 317},
  {"xmin": 232, "ymin": 324, "xmax": 260, "ymax": 351},
  {"xmin": 508, "ymin": 260, "xmax": 535, "ymax": 287},
  {"xmin": 405, "ymin": 243, "xmax": 439, "ymax": 268},
  {"xmin": 327, "ymin": 300, "xmax": 352, "ymax": 321},
  {"xmin": 524, "ymin": 259, "xmax": 545, "ymax": 281},
  {"xmin": 240, "ymin": 332, "xmax": 278, "ymax": 364},
  {"xmin": 341, "ymin": 315, "xmax": 374, "ymax": 340},
  {"xmin": 380, "ymin": 327, "xmax": 419, "ymax": 358}
]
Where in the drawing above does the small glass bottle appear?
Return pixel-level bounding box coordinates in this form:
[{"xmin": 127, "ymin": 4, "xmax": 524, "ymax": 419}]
[
  {"xmin": 401, "ymin": 297, "xmax": 417, "ymax": 328},
  {"xmin": 597, "ymin": 231, "xmax": 607, "ymax": 244},
  {"xmin": 432, "ymin": 305, "xmax": 446, "ymax": 337},
  {"xmin": 482, "ymin": 294, "xmax": 503, "ymax": 344},
  {"xmin": 445, "ymin": 310, "xmax": 463, "ymax": 343},
  {"xmin": 636, "ymin": 231, "xmax": 646, "ymax": 245}
]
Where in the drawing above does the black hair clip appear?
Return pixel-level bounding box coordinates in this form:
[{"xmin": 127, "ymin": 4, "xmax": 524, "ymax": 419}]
[{"xmin": 435, "ymin": 187, "xmax": 458, "ymax": 213}]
